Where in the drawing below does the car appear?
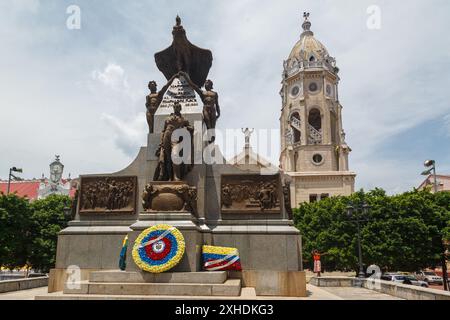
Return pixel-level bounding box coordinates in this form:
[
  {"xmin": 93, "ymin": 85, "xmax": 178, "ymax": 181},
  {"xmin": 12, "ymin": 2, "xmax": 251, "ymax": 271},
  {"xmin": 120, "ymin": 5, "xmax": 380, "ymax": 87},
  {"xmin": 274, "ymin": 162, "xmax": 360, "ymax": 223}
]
[
  {"xmin": 381, "ymin": 273, "xmax": 429, "ymax": 287},
  {"xmin": 415, "ymin": 271, "xmax": 444, "ymax": 285}
]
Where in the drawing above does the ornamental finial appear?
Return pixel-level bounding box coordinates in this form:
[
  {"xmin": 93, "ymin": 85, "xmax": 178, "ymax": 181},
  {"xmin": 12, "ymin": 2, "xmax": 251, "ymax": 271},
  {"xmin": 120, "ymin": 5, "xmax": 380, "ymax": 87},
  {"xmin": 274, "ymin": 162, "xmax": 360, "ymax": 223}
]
[
  {"xmin": 303, "ymin": 12, "xmax": 310, "ymax": 21},
  {"xmin": 302, "ymin": 12, "xmax": 312, "ymax": 34}
]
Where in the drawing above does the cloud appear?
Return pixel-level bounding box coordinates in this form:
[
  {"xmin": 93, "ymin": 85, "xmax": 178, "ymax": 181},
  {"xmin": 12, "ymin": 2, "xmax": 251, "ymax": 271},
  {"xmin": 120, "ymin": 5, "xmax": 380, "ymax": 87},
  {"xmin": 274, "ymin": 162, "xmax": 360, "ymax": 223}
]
[
  {"xmin": 92, "ymin": 63, "xmax": 128, "ymax": 90},
  {"xmin": 444, "ymin": 114, "xmax": 450, "ymax": 137},
  {"xmin": 0, "ymin": 0, "xmax": 449, "ymax": 194},
  {"xmin": 101, "ymin": 113, "xmax": 147, "ymax": 157}
]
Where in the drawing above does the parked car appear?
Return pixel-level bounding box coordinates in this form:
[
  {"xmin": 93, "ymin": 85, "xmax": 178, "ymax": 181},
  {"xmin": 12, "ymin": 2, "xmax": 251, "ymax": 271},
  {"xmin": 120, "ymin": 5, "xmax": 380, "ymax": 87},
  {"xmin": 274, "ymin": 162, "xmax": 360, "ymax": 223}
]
[
  {"xmin": 415, "ymin": 271, "xmax": 444, "ymax": 285},
  {"xmin": 381, "ymin": 273, "xmax": 428, "ymax": 287}
]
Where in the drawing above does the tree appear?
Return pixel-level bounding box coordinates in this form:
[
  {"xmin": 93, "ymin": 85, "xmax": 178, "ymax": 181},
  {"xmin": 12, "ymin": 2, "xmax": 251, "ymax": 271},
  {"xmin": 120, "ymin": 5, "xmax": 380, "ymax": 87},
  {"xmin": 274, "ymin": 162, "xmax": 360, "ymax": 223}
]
[
  {"xmin": 0, "ymin": 193, "xmax": 33, "ymax": 270},
  {"xmin": 0, "ymin": 193, "xmax": 72, "ymax": 274},
  {"xmin": 28, "ymin": 195, "xmax": 72, "ymax": 273},
  {"xmin": 294, "ymin": 189, "xmax": 450, "ymax": 277}
]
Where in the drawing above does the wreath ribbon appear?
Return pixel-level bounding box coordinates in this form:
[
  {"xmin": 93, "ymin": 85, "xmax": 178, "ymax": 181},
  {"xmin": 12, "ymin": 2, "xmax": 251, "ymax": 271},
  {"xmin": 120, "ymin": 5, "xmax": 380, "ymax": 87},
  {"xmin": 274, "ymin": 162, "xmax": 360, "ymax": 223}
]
[{"xmin": 139, "ymin": 227, "xmax": 176, "ymax": 249}]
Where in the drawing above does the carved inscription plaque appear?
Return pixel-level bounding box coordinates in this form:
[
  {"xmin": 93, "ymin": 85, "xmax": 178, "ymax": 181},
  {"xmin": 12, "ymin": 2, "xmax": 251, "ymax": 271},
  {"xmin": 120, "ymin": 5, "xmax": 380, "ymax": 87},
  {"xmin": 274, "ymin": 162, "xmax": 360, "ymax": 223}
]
[{"xmin": 157, "ymin": 76, "xmax": 199, "ymax": 112}]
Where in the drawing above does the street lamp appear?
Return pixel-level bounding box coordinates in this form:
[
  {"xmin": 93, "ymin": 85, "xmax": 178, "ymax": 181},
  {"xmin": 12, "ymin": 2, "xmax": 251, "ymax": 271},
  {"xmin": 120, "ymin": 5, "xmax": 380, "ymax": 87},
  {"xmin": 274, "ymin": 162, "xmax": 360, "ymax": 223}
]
[
  {"xmin": 347, "ymin": 201, "xmax": 371, "ymax": 279},
  {"xmin": 63, "ymin": 207, "xmax": 72, "ymax": 220},
  {"xmin": 7, "ymin": 167, "xmax": 23, "ymax": 195},
  {"xmin": 421, "ymin": 160, "xmax": 438, "ymax": 193}
]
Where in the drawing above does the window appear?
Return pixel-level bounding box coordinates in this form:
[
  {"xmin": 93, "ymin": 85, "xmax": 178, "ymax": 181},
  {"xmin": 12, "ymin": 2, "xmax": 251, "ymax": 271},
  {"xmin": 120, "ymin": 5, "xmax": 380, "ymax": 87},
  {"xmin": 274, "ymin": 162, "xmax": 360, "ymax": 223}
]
[
  {"xmin": 290, "ymin": 112, "xmax": 301, "ymax": 143},
  {"xmin": 309, "ymin": 194, "xmax": 318, "ymax": 203},
  {"xmin": 326, "ymin": 84, "xmax": 332, "ymax": 96},
  {"xmin": 309, "ymin": 56, "xmax": 315, "ymax": 62},
  {"xmin": 321, "ymin": 193, "xmax": 330, "ymax": 200},
  {"xmin": 312, "ymin": 154, "xmax": 323, "ymax": 165},
  {"xmin": 308, "ymin": 108, "xmax": 321, "ymax": 131}
]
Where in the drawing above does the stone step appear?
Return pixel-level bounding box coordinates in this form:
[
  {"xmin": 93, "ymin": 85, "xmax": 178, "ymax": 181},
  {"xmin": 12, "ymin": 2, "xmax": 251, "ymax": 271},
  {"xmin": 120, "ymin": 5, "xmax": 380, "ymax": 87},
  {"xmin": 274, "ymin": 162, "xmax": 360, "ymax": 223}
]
[
  {"xmin": 36, "ymin": 288, "xmax": 258, "ymax": 300},
  {"xmin": 89, "ymin": 271, "xmax": 227, "ymax": 284},
  {"xmin": 64, "ymin": 279, "xmax": 241, "ymax": 297}
]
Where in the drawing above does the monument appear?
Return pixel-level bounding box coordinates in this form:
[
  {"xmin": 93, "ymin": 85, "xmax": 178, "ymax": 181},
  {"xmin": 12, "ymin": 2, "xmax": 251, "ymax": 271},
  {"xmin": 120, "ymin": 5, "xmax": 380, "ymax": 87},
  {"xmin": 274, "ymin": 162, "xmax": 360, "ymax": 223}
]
[{"xmin": 43, "ymin": 17, "xmax": 305, "ymax": 299}]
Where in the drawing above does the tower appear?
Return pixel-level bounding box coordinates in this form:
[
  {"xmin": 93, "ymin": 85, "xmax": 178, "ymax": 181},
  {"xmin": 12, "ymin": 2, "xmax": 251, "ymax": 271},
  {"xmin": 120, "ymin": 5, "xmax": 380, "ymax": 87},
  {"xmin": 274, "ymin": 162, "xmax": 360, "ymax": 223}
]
[{"xmin": 280, "ymin": 13, "xmax": 356, "ymax": 205}]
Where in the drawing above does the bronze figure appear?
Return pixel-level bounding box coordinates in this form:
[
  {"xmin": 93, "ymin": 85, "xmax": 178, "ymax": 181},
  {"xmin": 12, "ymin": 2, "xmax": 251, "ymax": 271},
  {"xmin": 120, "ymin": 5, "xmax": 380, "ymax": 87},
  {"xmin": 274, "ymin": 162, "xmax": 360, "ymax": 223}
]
[
  {"xmin": 155, "ymin": 16, "xmax": 213, "ymax": 88},
  {"xmin": 154, "ymin": 102, "xmax": 194, "ymax": 181},
  {"xmin": 182, "ymin": 72, "xmax": 221, "ymax": 130},
  {"xmin": 146, "ymin": 75, "xmax": 177, "ymax": 133}
]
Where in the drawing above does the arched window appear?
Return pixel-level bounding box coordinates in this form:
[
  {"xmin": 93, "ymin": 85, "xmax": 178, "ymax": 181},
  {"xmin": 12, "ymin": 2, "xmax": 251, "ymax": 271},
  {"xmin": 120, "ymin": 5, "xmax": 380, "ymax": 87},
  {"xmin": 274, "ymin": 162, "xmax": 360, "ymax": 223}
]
[
  {"xmin": 309, "ymin": 56, "xmax": 315, "ymax": 62},
  {"xmin": 308, "ymin": 108, "xmax": 322, "ymax": 144},
  {"xmin": 290, "ymin": 112, "xmax": 301, "ymax": 143},
  {"xmin": 308, "ymin": 108, "xmax": 321, "ymax": 131}
]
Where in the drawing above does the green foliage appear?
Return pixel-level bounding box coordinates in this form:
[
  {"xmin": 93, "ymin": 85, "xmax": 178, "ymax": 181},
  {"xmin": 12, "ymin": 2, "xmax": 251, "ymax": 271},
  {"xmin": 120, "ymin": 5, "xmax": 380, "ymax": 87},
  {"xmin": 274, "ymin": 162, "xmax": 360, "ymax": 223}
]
[
  {"xmin": 28, "ymin": 195, "xmax": 72, "ymax": 272},
  {"xmin": 0, "ymin": 193, "xmax": 71, "ymax": 273},
  {"xmin": 0, "ymin": 194, "xmax": 32, "ymax": 269},
  {"xmin": 294, "ymin": 189, "xmax": 450, "ymax": 273}
]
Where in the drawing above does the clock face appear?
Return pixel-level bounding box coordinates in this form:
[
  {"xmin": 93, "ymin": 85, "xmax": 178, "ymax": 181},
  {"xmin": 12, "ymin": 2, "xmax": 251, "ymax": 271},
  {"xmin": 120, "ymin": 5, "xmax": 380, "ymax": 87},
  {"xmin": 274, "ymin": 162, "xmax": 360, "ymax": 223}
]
[
  {"xmin": 50, "ymin": 162, "xmax": 63, "ymax": 183},
  {"xmin": 309, "ymin": 82, "xmax": 318, "ymax": 93},
  {"xmin": 290, "ymin": 85, "xmax": 300, "ymax": 97},
  {"xmin": 52, "ymin": 164, "xmax": 63, "ymax": 174}
]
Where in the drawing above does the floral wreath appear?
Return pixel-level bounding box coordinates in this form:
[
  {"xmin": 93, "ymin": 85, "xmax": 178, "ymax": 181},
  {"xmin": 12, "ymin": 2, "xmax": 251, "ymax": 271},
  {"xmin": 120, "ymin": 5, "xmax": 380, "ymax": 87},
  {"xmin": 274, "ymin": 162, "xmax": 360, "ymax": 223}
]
[{"xmin": 132, "ymin": 224, "xmax": 185, "ymax": 273}]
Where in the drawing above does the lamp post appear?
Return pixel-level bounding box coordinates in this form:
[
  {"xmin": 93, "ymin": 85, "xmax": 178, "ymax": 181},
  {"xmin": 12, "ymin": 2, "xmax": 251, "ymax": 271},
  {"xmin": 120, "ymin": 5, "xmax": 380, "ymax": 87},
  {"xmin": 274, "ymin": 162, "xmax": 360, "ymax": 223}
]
[
  {"xmin": 7, "ymin": 167, "xmax": 23, "ymax": 195},
  {"xmin": 63, "ymin": 207, "xmax": 72, "ymax": 220},
  {"xmin": 421, "ymin": 160, "xmax": 438, "ymax": 193},
  {"xmin": 347, "ymin": 201, "xmax": 371, "ymax": 279}
]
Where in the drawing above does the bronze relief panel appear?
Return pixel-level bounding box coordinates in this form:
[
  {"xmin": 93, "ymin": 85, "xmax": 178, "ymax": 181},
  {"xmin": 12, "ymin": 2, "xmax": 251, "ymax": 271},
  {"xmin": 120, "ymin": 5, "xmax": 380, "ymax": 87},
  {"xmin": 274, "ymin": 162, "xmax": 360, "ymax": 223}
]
[
  {"xmin": 79, "ymin": 176, "xmax": 137, "ymax": 214},
  {"xmin": 221, "ymin": 174, "xmax": 281, "ymax": 214}
]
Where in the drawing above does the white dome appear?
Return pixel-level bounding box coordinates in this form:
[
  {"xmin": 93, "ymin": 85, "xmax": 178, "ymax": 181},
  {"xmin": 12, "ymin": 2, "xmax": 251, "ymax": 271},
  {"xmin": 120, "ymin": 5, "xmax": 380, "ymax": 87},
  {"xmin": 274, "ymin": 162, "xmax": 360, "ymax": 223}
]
[
  {"xmin": 284, "ymin": 16, "xmax": 337, "ymax": 75},
  {"xmin": 288, "ymin": 32, "xmax": 329, "ymax": 62}
]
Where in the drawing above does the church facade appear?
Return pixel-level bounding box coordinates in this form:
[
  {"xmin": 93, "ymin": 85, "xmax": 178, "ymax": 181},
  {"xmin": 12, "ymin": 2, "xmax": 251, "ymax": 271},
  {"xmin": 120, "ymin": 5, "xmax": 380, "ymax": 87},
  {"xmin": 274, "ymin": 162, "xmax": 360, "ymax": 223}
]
[{"xmin": 279, "ymin": 14, "xmax": 356, "ymax": 206}]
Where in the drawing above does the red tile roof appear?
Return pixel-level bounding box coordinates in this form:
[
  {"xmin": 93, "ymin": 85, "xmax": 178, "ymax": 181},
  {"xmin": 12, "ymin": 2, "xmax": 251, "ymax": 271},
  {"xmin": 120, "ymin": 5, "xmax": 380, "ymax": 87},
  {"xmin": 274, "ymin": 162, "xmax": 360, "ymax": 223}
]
[
  {"xmin": 0, "ymin": 180, "xmax": 77, "ymax": 200},
  {"xmin": 0, "ymin": 181, "xmax": 40, "ymax": 200}
]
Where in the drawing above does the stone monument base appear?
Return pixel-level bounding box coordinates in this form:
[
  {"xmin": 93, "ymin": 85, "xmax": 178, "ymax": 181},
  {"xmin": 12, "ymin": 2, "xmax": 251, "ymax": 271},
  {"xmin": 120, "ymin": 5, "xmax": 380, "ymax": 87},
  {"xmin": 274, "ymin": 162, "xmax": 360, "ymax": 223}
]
[
  {"xmin": 61, "ymin": 270, "xmax": 241, "ymax": 297},
  {"xmin": 41, "ymin": 269, "xmax": 307, "ymax": 299}
]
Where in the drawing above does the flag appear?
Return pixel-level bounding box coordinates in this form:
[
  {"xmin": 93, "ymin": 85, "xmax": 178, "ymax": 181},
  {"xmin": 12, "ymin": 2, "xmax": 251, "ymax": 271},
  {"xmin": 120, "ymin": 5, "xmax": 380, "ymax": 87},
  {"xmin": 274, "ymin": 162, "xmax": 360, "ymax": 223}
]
[{"xmin": 119, "ymin": 235, "xmax": 128, "ymax": 271}]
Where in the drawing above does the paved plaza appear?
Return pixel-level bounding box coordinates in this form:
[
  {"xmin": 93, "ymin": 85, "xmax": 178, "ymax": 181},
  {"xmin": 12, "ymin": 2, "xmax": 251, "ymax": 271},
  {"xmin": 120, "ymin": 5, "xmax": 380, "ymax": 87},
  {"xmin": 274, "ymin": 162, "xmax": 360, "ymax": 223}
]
[{"xmin": 0, "ymin": 285, "xmax": 403, "ymax": 300}]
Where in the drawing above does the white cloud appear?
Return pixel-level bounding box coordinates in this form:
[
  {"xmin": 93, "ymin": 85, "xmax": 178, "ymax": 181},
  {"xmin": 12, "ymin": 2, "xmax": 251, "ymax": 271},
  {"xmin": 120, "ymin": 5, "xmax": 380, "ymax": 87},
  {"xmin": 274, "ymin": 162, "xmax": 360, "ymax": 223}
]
[
  {"xmin": 0, "ymin": 0, "xmax": 449, "ymax": 194},
  {"xmin": 101, "ymin": 113, "xmax": 147, "ymax": 157},
  {"xmin": 92, "ymin": 63, "xmax": 129, "ymax": 92}
]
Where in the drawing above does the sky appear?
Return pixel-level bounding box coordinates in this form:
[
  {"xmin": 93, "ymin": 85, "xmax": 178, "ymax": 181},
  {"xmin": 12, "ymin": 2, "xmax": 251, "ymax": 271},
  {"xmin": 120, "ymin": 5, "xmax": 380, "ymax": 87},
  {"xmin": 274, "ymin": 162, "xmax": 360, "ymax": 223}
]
[{"xmin": 0, "ymin": 0, "xmax": 449, "ymax": 194}]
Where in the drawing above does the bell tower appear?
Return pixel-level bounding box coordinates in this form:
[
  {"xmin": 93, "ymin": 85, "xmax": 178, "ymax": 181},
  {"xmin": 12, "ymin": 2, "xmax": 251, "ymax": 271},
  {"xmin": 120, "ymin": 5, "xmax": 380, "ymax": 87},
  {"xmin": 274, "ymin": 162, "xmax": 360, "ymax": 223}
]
[{"xmin": 280, "ymin": 13, "xmax": 356, "ymax": 205}]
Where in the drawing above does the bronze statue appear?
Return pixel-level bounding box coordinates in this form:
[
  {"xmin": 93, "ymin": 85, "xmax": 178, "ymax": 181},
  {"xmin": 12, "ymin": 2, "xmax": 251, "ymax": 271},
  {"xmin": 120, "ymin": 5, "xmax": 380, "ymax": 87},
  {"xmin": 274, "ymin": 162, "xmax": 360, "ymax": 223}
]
[
  {"xmin": 154, "ymin": 102, "xmax": 194, "ymax": 181},
  {"xmin": 145, "ymin": 75, "xmax": 177, "ymax": 133},
  {"xmin": 182, "ymin": 72, "xmax": 221, "ymax": 130},
  {"xmin": 155, "ymin": 16, "xmax": 213, "ymax": 88}
]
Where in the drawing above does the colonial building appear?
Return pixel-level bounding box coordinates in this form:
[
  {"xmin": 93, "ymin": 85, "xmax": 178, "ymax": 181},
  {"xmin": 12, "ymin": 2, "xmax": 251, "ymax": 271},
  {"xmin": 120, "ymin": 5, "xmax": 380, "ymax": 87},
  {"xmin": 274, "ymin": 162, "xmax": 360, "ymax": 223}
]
[
  {"xmin": 418, "ymin": 174, "xmax": 450, "ymax": 193},
  {"xmin": 0, "ymin": 156, "xmax": 77, "ymax": 200},
  {"xmin": 279, "ymin": 13, "xmax": 356, "ymax": 206}
]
